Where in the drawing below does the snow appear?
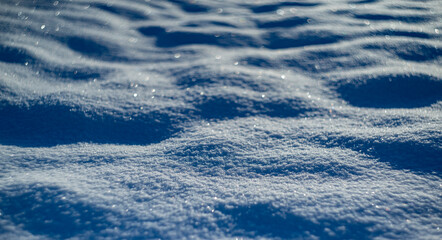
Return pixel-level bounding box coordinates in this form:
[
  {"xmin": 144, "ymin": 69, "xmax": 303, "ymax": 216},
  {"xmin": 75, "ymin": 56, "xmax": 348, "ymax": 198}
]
[{"xmin": 0, "ymin": 0, "xmax": 441, "ymax": 239}]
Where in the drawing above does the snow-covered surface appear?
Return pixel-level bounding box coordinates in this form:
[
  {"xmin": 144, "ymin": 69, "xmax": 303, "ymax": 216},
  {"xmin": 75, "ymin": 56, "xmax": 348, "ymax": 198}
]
[{"xmin": 0, "ymin": 0, "xmax": 441, "ymax": 239}]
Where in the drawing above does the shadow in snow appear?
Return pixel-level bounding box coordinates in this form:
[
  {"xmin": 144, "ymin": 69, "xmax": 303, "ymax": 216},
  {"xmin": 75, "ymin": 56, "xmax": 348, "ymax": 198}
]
[
  {"xmin": 0, "ymin": 45, "xmax": 36, "ymax": 64},
  {"xmin": 0, "ymin": 100, "xmax": 181, "ymax": 147},
  {"xmin": 41, "ymin": 66, "xmax": 105, "ymax": 81},
  {"xmin": 238, "ymin": 56, "xmax": 276, "ymax": 68},
  {"xmin": 363, "ymin": 42, "xmax": 441, "ymax": 62},
  {"xmin": 368, "ymin": 140, "xmax": 442, "ymax": 174},
  {"xmin": 138, "ymin": 26, "xmax": 259, "ymax": 48},
  {"xmin": 248, "ymin": 1, "xmax": 321, "ymax": 13},
  {"xmin": 349, "ymin": 0, "xmax": 379, "ymax": 4},
  {"xmin": 0, "ymin": 185, "xmax": 115, "ymax": 239},
  {"xmin": 334, "ymin": 74, "xmax": 442, "ymax": 108},
  {"xmin": 139, "ymin": 26, "xmax": 348, "ymax": 49},
  {"xmin": 352, "ymin": 13, "xmax": 434, "ymax": 23},
  {"xmin": 263, "ymin": 30, "xmax": 345, "ymax": 49},
  {"xmin": 62, "ymin": 36, "xmax": 133, "ymax": 62},
  {"xmin": 168, "ymin": 0, "xmax": 210, "ymax": 13},
  {"xmin": 314, "ymin": 135, "xmax": 442, "ymax": 175},
  {"xmin": 218, "ymin": 202, "xmax": 377, "ymax": 239},
  {"xmin": 194, "ymin": 95, "xmax": 311, "ymax": 120},
  {"xmin": 0, "ymin": 44, "xmax": 106, "ymax": 81},
  {"xmin": 184, "ymin": 20, "xmax": 237, "ymax": 28},
  {"xmin": 255, "ymin": 16, "xmax": 310, "ymax": 29},
  {"xmin": 92, "ymin": 3, "xmax": 149, "ymax": 20}
]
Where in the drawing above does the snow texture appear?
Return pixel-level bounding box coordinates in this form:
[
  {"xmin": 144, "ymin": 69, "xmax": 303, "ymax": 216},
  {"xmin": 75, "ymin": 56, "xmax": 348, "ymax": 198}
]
[{"xmin": 0, "ymin": 0, "xmax": 441, "ymax": 239}]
